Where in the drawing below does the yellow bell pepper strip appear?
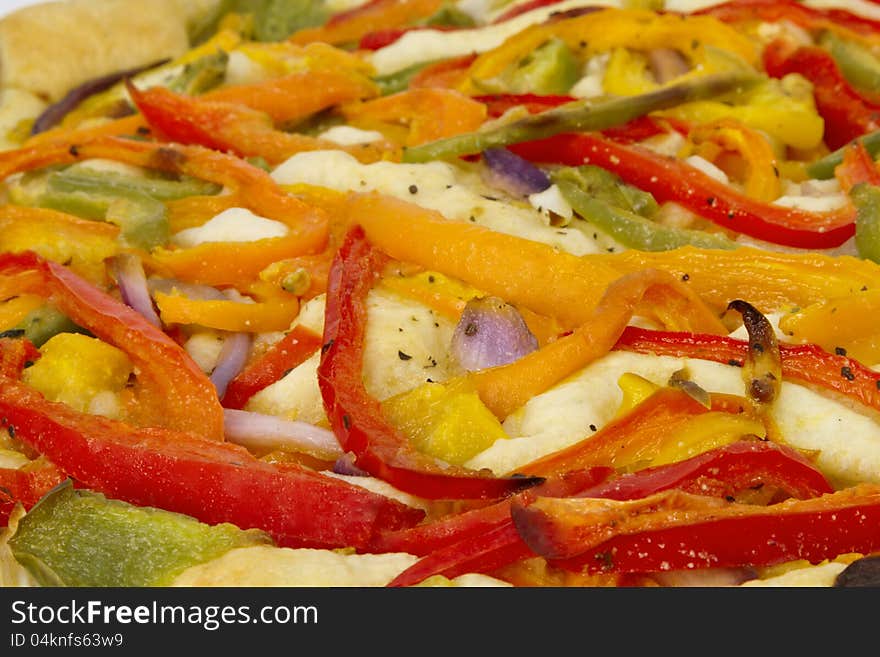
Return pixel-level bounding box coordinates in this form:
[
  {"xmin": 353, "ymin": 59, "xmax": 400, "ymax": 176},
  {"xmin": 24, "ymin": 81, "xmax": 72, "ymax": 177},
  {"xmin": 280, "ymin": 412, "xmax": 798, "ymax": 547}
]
[
  {"xmin": 468, "ymin": 268, "xmax": 724, "ymax": 420},
  {"xmin": 0, "ymin": 251, "xmax": 225, "ymax": 440},
  {"xmin": 763, "ymin": 37, "xmax": 880, "ymax": 152},
  {"xmin": 317, "ymin": 225, "xmax": 543, "ymax": 500},
  {"xmin": 686, "ymin": 118, "xmax": 782, "ymax": 202},
  {"xmin": 0, "ymin": 205, "xmax": 120, "ymax": 285},
  {"xmin": 341, "ymin": 88, "xmax": 487, "ymax": 147},
  {"xmin": 289, "ymin": 0, "xmax": 443, "ymax": 46},
  {"xmin": 518, "ymin": 387, "xmax": 755, "ymax": 477},
  {"xmin": 778, "ymin": 290, "xmax": 880, "ymax": 367},
  {"xmin": 385, "ymin": 440, "xmax": 832, "ymax": 587},
  {"xmin": 402, "ymin": 71, "xmax": 757, "ymax": 163},
  {"xmin": 510, "ymin": 483, "xmax": 880, "ymax": 574},
  {"xmin": 614, "ymin": 326, "xmax": 880, "ymax": 416},
  {"xmin": 460, "ymin": 8, "xmax": 758, "ymax": 95},
  {"xmin": 128, "ymin": 83, "xmax": 397, "ymax": 166},
  {"xmin": 0, "ymin": 373, "xmax": 424, "ymax": 549},
  {"xmin": 510, "ymin": 133, "xmax": 856, "ymax": 249}
]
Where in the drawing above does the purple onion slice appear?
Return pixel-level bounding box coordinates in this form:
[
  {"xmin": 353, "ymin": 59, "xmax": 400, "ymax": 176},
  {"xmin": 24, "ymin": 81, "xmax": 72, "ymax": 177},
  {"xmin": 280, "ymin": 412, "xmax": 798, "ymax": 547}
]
[
  {"xmin": 111, "ymin": 253, "xmax": 162, "ymax": 327},
  {"xmin": 482, "ymin": 147, "xmax": 551, "ymax": 198},
  {"xmin": 211, "ymin": 332, "xmax": 252, "ymax": 399},
  {"xmin": 450, "ymin": 296, "xmax": 539, "ymax": 372},
  {"xmin": 223, "ymin": 408, "xmax": 343, "ymax": 461}
]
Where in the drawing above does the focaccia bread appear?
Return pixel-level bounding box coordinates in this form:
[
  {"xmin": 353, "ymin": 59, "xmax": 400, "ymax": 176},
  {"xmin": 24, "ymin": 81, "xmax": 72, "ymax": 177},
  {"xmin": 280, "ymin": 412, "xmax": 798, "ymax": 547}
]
[{"xmin": 0, "ymin": 0, "xmax": 220, "ymax": 102}]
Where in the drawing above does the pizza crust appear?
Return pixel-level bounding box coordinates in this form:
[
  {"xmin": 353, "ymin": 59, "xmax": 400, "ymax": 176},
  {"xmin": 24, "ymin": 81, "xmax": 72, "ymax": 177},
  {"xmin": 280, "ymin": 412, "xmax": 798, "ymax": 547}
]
[{"xmin": 0, "ymin": 0, "xmax": 220, "ymax": 102}]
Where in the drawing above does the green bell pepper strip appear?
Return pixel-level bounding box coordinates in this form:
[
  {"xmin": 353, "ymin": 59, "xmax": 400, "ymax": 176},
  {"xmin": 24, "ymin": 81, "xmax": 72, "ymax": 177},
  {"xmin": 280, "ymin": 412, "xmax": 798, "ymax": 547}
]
[
  {"xmin": 851, "ymin": 182, "xmax": 880, "ymax": 264},
  {"xmin": 8, "ymin": 481, "xmax": 269, "ymax": 586},
  {"xmin": 401, "ymin": 71, "xmax": 758, "ymax": 162},
  {"xmin": 807, "ymin": 129, "xmax": 880, "ymax": 180},
  {"xmin": 821, "ymin": 30, "xmax": 880, "ymax": 96},
  {"xmin": 552, "ymin": 167, "xmax": 737, "ymax": 251}
]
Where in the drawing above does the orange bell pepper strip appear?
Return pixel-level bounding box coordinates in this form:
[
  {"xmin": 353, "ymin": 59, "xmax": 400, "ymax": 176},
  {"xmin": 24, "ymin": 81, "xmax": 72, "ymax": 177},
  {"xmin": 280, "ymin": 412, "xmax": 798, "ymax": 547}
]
[
  {"xmin": 150, "ymin": 234, "xmax": 327, "ymax": 289},
  {"xmin": 222, "ymin": 325, "xmax": 323, "ymax": 410},
  {"xmin": 341, "ymin": 88, "xmax": 487, "ymax": 147},
  {"xmin": 686, "ymin": 118, "xmax": 782, "ymax": 202},
  {"xmin": 0, "ymin": 251, "xmax": 225, "ymax": 440},
  {"xmin": 25, "ymin": 114, "xmax": 148, "ymax": 148},
  {"xmin": 128, "ymin": 83, "xmax": 397, "ymax": 166},
  {"xmin": 289, "ymin": 0, "xmax": 443, "ymax": 46},
  {"xmin": 165, "ymin": 193, "xmax": 245, "ymax": 233},
  {"xmin": 205, "ymin": 69, "xmax": 379, "ymax": 124},
  {"xmin": 153, "ymin": 286, "xmax": 300, "ymax": 333},
  {"xmin": 318, "ymin": 225, "xmax": 543, "ymax": 500},
  {"xmin": 468, "ymin": 269, "xmax": 725, "ymax": 420},
  {"xmin": 343, "ymin": 192, "xmax": 880, "ymax": 323},
  {"xmin": 0, "ymin": 372, "xmax": 424, "ymax": 548}
]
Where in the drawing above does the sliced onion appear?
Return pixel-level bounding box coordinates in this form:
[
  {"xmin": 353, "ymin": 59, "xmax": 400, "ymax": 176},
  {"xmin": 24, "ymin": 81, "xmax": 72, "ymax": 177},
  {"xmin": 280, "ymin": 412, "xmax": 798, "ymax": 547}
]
[
  {"xmin": 648, "ymin": 48, "xmax": 691, "ymax": 84},
  {"xmin": 482, "ymin": 147, "xmax": 551, "ymax": 198},
  {"xmin": 111, "ymin": 253, "xmax": 162, "ymax": 327},
  {"xmin": 450, "ymin": 296, "xmax": 539, "ymax": 371},
  {"xmin": 31, "ymin": 58, "xmax": 169, "ymax": 134},
  {"xmin": 223, "ymin": 408, "xmax": 343, "ymax": 461},
  {"xmin": 653, "ymin": 567, "xmax": 758, "ymax": 587},
  {"xmin": 332, "ymin": 451, "xmax": 371, "ymax": 477},
  {"xmin": 211, "ymin": 332, "xmax": 252, "ymax": 399}
]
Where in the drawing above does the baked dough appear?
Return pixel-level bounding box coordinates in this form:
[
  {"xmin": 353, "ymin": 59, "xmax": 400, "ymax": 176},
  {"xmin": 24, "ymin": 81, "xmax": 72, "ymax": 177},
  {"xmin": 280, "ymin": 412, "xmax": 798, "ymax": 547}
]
[{"xmin": 0, "ymin": 0, "xmax": 220, "ymax": 102}]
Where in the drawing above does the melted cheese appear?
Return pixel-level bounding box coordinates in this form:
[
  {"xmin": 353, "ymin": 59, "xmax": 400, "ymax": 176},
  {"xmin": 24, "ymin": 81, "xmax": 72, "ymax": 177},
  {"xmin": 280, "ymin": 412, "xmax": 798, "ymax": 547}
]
[{"xmin": 172, "ymin": 207, "xmax": 289, "ymax": 247}]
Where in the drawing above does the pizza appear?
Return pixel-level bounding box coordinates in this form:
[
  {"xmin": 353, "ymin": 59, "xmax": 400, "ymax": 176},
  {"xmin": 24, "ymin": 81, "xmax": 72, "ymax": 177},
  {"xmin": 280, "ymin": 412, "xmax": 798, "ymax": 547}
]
[{"xmin": 2, "ymin": 0, "xmax": 880, "ymax": 588}]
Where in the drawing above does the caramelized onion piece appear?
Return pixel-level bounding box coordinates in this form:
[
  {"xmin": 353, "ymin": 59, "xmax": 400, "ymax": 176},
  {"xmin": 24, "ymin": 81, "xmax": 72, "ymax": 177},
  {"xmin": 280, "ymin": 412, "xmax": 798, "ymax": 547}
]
[
  {"xmin": 648, "ymin": 48, "xmax": 692, "ymax": 85},
  {"xmin": 727, "ymin": 300, "xmax": 782, "ymax": 408},
  {"xmin": 450, "ymin": 296, "xmax": 539, "ymax": 371}
]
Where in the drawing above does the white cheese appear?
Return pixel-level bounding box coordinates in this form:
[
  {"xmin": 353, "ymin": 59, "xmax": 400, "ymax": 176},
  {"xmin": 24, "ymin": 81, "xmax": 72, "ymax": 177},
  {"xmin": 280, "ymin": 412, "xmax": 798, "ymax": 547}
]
[
  {"xmin": 368, "ymin": 0, "xmax": 622, "ymax": 75},
  {"xmin": 223, "ymin": 50, "xmax": 271, "ymax": 87},
  {"xmin": 272, "ymin": 150, "xmax": 608, "ymax": 255},
  {"xmin": 247, "ymin": 288, "xmax": 461, "ymax": 422},
  {"xmin": 741, "ymin": 561, "xmax": 848, "ymax": 587},
  {"xmin": 172, "ymin": 207, "xmax": 289, "ymax": 247},
  {"xmin": 322, "ymin": 471, "xmax": 432, "ymax": 511},
  {"xmin": 772, "ymin": 194, "xmax": 849, "ymax": 212},
  {"xmin": 171, "ymin": 545, "xmax": 511, "ymax": 587},
  {"xmin": 317, "ymin": 125, "xmax": 385, "ymax": 145},
  {"xmin": 569, "ymin": 53, "xmax": 611, "ymax": 99},
  {"xmin": 684, "ymin": 155, "xmax": 729, "ymax": 185},
  {"xmin": 528, "ymin": 183, "xmax": 573, "ymax": 220},
  {"xmin": 465, "ymin": 350, "xmax": 880, "ymax": 487}
]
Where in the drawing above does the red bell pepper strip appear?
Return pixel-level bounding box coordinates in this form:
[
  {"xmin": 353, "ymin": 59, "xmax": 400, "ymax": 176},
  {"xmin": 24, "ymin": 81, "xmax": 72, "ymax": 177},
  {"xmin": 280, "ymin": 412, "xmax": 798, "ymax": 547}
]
[
  {"xmin": 317, "ymin": 225, "xmax": 544, "ymax": 500},
  {"xmin": 696, "ymin": 0, "xmax": 880, "ymax": 39},
  {"xmin": 510, "ymin": 133, "xmax": 856, "ymax": 248},
  {"xmin": 512, "ymin": 483, "xmax": 880, "ymax": 574},
  {"xmin": 0, "ymin": 252, "xmax": 225, "ymax": 440},
  {"xmin": 0, "ymin": 461, "xmax": 65, "ymax": 527},
  {"xmin": 0, "ymin": 374, "xmax": 424, "ymax": 548},
  {"xmin": 763, "ymin": 38, "xmax": 880, "ymax": 151},
  {"xmin": 387, "ymin": 440, "xmax": 832, "ymax": 586},
  {"xmin": 0, "ymin": 337, "xmax": 40, "ymax": 378},
  {"xmin": 615, "ymin": 326, "xmax": 880, "ymax": 416},
  {"xmin": 221, "ymin": 326, "xmax": 323, "ymax": 410}
]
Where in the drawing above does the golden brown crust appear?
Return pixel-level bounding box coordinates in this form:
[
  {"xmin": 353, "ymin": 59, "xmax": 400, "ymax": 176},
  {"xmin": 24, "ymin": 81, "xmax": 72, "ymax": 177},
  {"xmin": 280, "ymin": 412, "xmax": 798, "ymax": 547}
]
[{"xmin": 0, "ymin": 0, "xmax": 209, "ymax": 102}]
